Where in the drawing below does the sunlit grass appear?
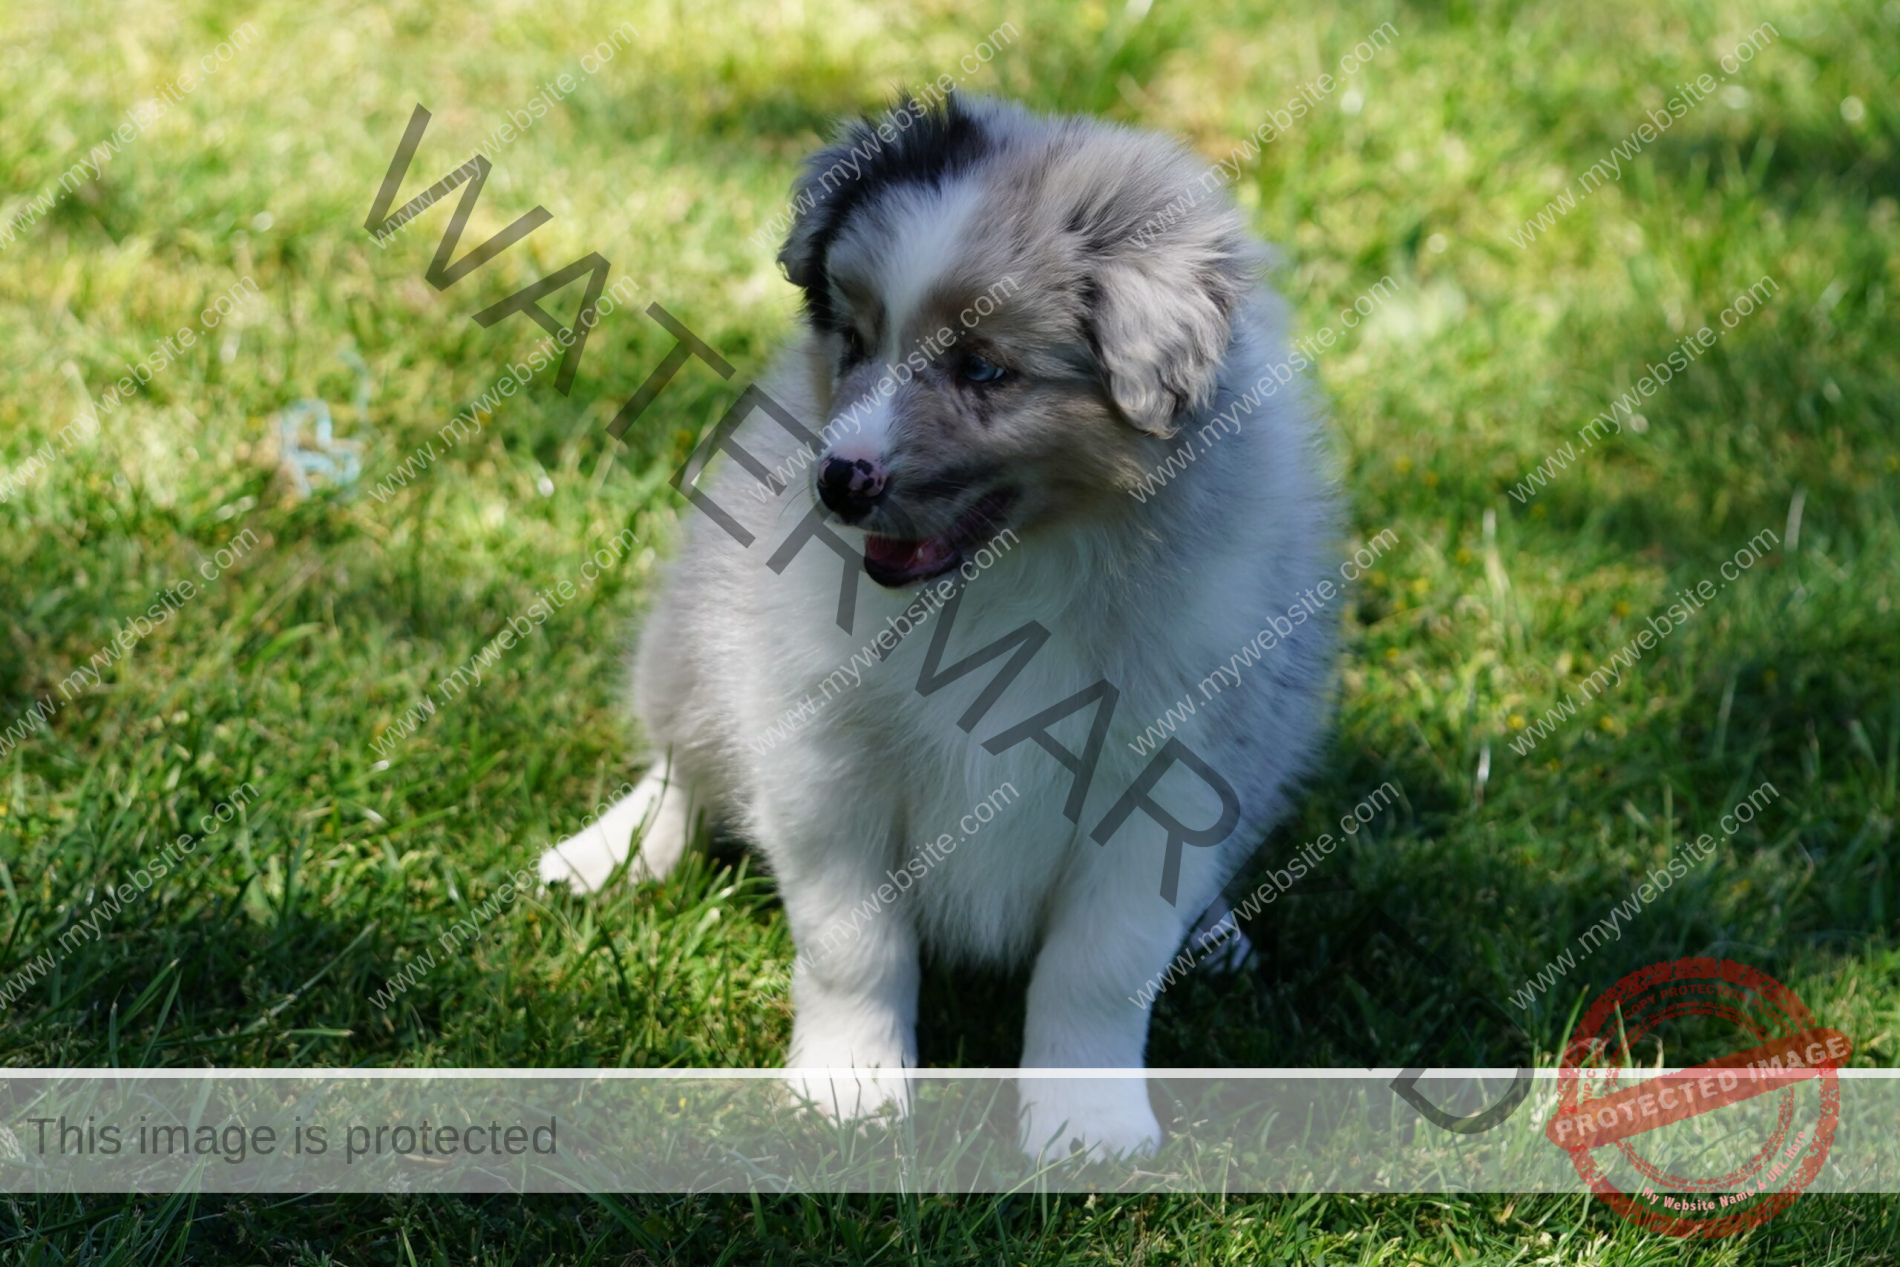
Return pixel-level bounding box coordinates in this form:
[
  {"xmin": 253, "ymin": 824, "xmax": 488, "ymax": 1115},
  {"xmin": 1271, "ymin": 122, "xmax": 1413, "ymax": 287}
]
[{"xmin": 1, "ymin": 0, "xmax": 1896, "ymax": 1259}]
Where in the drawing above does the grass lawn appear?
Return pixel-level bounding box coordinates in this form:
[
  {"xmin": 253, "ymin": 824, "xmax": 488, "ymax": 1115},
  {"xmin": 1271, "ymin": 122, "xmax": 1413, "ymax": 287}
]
[{"xmin": 2, "ymin": 0, "xmax": 1897, "ymax": 1259}]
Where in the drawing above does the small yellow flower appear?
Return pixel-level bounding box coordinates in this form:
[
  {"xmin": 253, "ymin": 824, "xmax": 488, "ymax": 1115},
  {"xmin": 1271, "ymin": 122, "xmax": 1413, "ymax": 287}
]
[
  {"xmin": 1384, "ymin": 647, "xmax": 1401, "ymax": 661},
  {"xmin": 1614, "ymin": 601, "xmax": 1632, "ymax": 617},
  {"xmin": 1394, "ymin": 455, "xmax": 1414, "ymax": 474},
  {"xmin": 1423, "ymin": 471, "xmax": 1440, "ymax": 488},
  {"xmin": 1509, "ymin": 714, "xmax": 1526, "ymax": 730},
  {"xmin": 1411, "ymin": 576, "xmax": 1430, "ymax": 595},
  {"xmin": 1598, "ymin": 716, "xmax": 1616, "ymax": 732},
  {"xmin": 1455, "ymin": 547, "xmax": 1473, "ymax": 565}
]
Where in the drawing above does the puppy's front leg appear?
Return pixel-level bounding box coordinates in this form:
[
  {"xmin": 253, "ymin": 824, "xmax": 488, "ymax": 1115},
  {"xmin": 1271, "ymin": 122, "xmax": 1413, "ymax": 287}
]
[
  {"xmin": 781, "ymin": 871, "xmax": 921, "ymax": 1124},
  {"xmin": 538, "ymin": 759, "xmax": 692, "ymax": 892},
  {"xmin": 1017, "ymin": 876, "xmax": 1204, "ymax": 1162}
]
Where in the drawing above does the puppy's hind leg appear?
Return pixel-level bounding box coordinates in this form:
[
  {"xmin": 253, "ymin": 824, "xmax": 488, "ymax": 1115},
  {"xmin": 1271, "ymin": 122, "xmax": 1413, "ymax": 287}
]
[{"xmin": 538, "ymin": 757, "xmax": 694, "ymax": 893}]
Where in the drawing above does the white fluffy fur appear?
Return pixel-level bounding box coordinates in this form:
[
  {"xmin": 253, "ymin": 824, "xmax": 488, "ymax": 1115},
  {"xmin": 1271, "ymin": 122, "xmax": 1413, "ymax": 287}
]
[{"xmin": 543, "ymin": 98, "xmax": 1337, "ymax": 1161}]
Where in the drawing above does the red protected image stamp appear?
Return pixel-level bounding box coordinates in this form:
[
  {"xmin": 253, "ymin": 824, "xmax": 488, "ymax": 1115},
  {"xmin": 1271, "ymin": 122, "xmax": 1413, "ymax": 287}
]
[{"xmin": 1545, "ymin": 957, "xmax": 1849, "ymax": 1237}]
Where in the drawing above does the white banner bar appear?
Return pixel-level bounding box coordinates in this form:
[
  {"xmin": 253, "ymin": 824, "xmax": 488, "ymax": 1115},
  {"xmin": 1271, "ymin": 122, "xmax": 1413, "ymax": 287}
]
[{"xmin": 2, "ymin": 1068, "xmax": 1892, "ymax": 1195}]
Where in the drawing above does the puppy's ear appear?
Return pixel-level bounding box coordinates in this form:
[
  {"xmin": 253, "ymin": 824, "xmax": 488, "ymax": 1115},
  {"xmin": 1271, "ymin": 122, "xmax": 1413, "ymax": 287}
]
[
  {"xmin": 1083, "ymin": 215, "xmax": 1258, "ymax": 437},
  {"xmin": 777, "ymin": 95, "xmax": 989, "ymax": 331},
  {"xmin": 776, "ymin": 118, "xmax": 883, "ymax": 296}
]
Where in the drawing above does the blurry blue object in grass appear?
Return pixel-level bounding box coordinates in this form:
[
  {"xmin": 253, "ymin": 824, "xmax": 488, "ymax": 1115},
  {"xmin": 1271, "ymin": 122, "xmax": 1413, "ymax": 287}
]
[{"xmin": 276, "ymin": 349, "xmax": 371, "ymax": 496}]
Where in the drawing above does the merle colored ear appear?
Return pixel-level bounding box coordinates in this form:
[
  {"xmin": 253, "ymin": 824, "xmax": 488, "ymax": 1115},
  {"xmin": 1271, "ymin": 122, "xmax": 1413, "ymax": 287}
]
[
  {"xmin": 776, "ymin": 94, "xmax": 989, "ymax": 332},
  {"xmin": 1081, "ymin": 207, "xmax": 1257, "ymax": 437},
  {"xmin": 775, "ymin": 118, "xmax": 883, "ymax": 305}
]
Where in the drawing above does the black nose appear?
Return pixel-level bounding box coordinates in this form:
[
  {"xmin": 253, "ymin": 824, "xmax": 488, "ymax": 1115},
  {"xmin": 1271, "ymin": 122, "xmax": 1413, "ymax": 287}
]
[{"xmin": 818, "ymin": 456, "xmax": 887, "ymax": 521}]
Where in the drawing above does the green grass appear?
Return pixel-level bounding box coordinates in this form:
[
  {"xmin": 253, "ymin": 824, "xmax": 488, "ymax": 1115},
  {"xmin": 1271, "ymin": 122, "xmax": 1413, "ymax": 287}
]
[{"xmin": 2, "ymin": 0, "xmax": 1898, "ymax": 1259}]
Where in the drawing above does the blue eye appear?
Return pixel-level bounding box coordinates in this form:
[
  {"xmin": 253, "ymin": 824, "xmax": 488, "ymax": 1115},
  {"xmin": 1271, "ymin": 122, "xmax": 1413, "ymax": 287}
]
[{"xmin": 961, "ymin": 354, "xmax": 1007, "ymax": 384}]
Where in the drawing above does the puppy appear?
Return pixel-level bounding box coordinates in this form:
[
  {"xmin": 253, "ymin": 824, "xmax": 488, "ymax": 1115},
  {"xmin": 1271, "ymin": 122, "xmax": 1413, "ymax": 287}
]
[{"xmin": 542, "ymin": 95, "xmax": 1337, "ymax": 1160}]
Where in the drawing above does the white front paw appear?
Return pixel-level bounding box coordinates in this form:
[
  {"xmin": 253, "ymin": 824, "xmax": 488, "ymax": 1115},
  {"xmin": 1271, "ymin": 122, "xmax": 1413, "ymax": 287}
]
[
  {"xmin": 785, "ymin": 1021, "xmax": 915, "ymax": 1124},
  {"xmin": 538, "ymin": 769, "xmax": 687, "ymax": 893},
  {"xmin": 784, "ymin": 1066, "xmax": 913, "ymax": 1124},
  {"xmin": 537, "ymin": 828, "xmax": 626, "ymax": 892},
  {"xmin": 1017, "ymin": 1076, "xmax": 1161, "ymax": 1163}
]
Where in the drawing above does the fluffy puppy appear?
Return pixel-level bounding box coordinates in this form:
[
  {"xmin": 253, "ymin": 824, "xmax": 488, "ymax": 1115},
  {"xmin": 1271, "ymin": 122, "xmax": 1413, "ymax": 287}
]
[{"xmin": 542, "ymin": 95, "xmax": 1337, "ymax": 1160}]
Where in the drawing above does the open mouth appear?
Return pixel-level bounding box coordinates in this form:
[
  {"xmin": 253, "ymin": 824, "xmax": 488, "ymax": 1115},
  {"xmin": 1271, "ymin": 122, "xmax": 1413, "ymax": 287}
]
[{"xmin": 861, "ymin": 490, "xmax": 1015, "ymax": 588}]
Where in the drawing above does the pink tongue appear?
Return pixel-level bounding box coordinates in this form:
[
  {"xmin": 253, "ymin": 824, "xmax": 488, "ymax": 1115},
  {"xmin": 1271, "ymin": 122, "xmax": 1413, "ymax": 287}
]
[{"xmin": 865, "ymin": 533, "xmax": 954, "ymax": 576}]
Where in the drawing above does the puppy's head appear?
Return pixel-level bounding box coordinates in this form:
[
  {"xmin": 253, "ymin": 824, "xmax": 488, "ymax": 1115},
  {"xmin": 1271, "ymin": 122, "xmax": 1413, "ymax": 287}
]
[{"xmin": 778, "ymin": 94, "xmax": 1259, "ymax": 588}]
